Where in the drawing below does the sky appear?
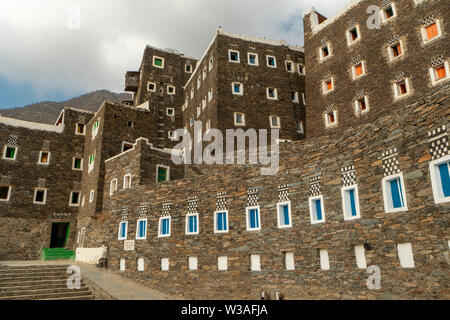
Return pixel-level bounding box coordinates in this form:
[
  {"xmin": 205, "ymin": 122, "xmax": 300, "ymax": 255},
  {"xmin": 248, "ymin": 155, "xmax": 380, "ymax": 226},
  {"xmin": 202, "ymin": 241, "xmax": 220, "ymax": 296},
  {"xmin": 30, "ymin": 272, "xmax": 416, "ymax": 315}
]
[{"xmin": 0, "ymin": 0, "xmax": 348, "ymax": 109}]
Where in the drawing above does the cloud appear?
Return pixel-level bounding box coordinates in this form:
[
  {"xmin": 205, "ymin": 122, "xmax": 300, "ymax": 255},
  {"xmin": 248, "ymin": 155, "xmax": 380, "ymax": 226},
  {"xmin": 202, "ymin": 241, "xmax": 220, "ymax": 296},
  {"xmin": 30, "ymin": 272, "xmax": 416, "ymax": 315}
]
[{"xmin": 0, "ymin": 0, "xmax": 348, "ymax": 106}]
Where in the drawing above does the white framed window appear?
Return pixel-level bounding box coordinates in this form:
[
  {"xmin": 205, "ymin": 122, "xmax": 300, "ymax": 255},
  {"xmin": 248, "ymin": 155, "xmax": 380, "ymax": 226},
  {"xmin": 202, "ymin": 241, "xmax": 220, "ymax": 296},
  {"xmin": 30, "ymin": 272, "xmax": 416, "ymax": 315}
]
[
  {"xmin": 136, "ymin": 218, "xmax": 147, "ymax": 240},
  {"xmin": 234, "ymin": 112, "xmax": 245, "ymax": 126},
  {"xmin": 246, "ymin": 206, "xmax": 261, "ymax": 231},
  {"xmin": 0, "ymin": 186, "xmax": 11, "ymax": 202},
  {"xmin": 120, "ymin": 258, "xmax": 126, "ymax": 271},
  {"xmin": 250, "ymin": 254, "xmax": 261, "ymax": 271},
  {"xmin": 153, "ymin": 56, "xmax": 165, "ymax": 68},
  {"xmin": 388, "ymin": 40, "xmax": 404, "ymax": 61},
  {"xmin": 209, "ymin": 56, "xmax": 214, "ymax": 71},
  {"xmin": 186, "ymin": 213, "xmax": 199, "ymax": 235},
  {"xmin": 322, "ymin": 77, "xmax": 335, "ymax": 94},
  {"xmin": 217, "ymin": 256, "xmax": 228, "ymax": 271},
  {"xmin": 319, "ymin": 42, "xmax": 332, "ymax": 62},
  {"xmin": 89, "ymin": 189, "xmax": 95, "ymax": 203},
  {"xmin": 81, "ymin": 196, "xmax": 85, "ymax": 207},
  {"xmin": 421, "ymin": 20, "xmax": 442, "ymax": 44},
  {"xmin": 232, "ymin": 82, "xmax": 243, "ymax": 95},
  {"xmin": 284, "ymin": 252, "xmax": 295, "ymax": 271},
  {"xmin": 297, "ymin": 63, "xmax": 305, "ymax": 75},
  {"xmin": 354, "ymin": 245, "xmax": 367, "ymax": 269},
  {"xmin": 285, "ymin": 60, "xmax": 294, "ymax": 72},
  {"xmin": 228, "ymin": 50, "xmax": 240, "ymax": 63},
  {"xmin": 137, "ymin": 258, "xmax": 144, "ymax": 271},
  {"xmin": 161, "ymin": 258, "xmax": 169, "ymax": 271},
  {"xmin": 168, "ymin": 130, "xmax": 177, "ymax": 141},
  {"xmin": 341, "ymin": 185, "xmax": 361, "ymax": 220},
  {"xmin": 38, "ymin": 151, "xmax": 50, "ymax": 165},
  {"xmin": 380, "ymin": 3, "xmax": 397, "ymax": 23},
  {"xmin": 291, "ymin": 91, "xmax": 299, "ymax": 103},
  {"xmin": 75, "ymin": 123, "xmax": 86, "ymax": 135},
  {"xmin": 346, "ymin": 24, "xmax": 361, "ymax": 46},
  {"xmin": 270, "ymin": 116, "xmax": 280, "ymax": 129},
  {"xmin": 248, "ymin": 52, "xmax": 259, "ymax": 66},
  {"xmin": 352, "ymin": 61, "xmax": 366, "ymax": 80},
  {"xmin": 33, "ymin": 188, "xmax": 47, "ymax": 205},
  {"xmin": 296, "ymin": 121, "xmax": 304, "ymax": 134},
  {"xmin": 158, "ymin": 216, "xmax": 171, "ymax": 237},
  {"xmin": 185, "ymin": 64, "xmax": 192, "ymax": 73},
  {"xmin": 382, "ymin": 173, "xmax": 408, "ymax": 213},
  {"xmin": 302, "ymin": 92, "xmax": 306, "ymax": 105},
  {"xmin": 3, "ymin": 145, "xmax": 17, "ymax": 160},
  {"xmin": 214, "ymin": 210, "xmax": 229, "ymax": 234},
  {"xmin": 69, "ymin": 191, "xmax": 80, "ymax": 207},
  {"xmin": 319, "ymin": 249, "xmax": 330, "ymax": 270},
  {"xmin": 156, "ymin": 165, "xmax": 170, "ymax": 183},
  {"xmin": 277, "ymin": 201, "xmax": 292, "ymax": 228},
  {"xmin": 429, "ymin": 61, "xmax": 449, "ymax": 86},
  {"xmin": 354, "ymin": 96, "xmax": 369, "ymax": 115},
  {"xmin": 91, "ymin": 118, "xmax": 100, "ymax": 139},
  {"xmin": 122, "ymin": 142, "xmax": 133, "ymax": 153},
  {"xmin": 397, "ymin": 243, "xmax": 415, "ymax": 268},
  {"xmin": 266, "ymin": 87, "xmax": 278, "ymax": 100},
  {"xmin": 266, "ymin": 55, "xmax": 277, "ymax": 68},
  {"xmin": 208, "ymin": 88, "xmax": 213, "ymax": 101},
  {"xmin": 190, "ymin": 88, "xmax": 194, "ymax": 99},
  {"xmin": 324, "ymin": 110, "xmax": 338, "ymax": 128},
  {"xmin": 72, "ymin": 157, "xmax": 83, "ymax": 171},
  {"xmin": 393, "ymin": 78, "xmax": 412, "ymax": 99},
  {"xmin": 147, "ymin": 82, "xmax": 156, "ymax": 92},
  {"xmin": 166, "ymin": 108, "xmax": 175, "ymax": 116},
  {"xmin": 202, "ymin": 97, "xmax": 207, "ymax": 110},
  {"xmin": 188, "ymin": 257, "xmax": 198, "ymax": 270},
  {"xmin": 110, "ymin": 179, "xmax": 118, "ymax": 196},
  {"xmin": 202, "ymin": 67, "xmax": 207, "ymax": 80},
  {"xmin": 167, "ymin": 85, "xmax": 176, "ymax": 95},
  {"xmin": 197, "ymin": 76, "xmax": 201, "ymax": 89},
  {"xmin": 123, "ymin": 174, "xmax": 131, "ymax": 190},
  {"xmin": 429, "ymin": 154, "xmax": 450, "ymax": 204},
  {"xmin": 197, "ymin": 106, "xmax": 201, "ymax": 117},
  {"xmin": 309, "ymin": 195, "xmax": 325, "ymax": 224},
  {"xmin": 205, "ymin": 119, "xmax": 211, "ymax": 132},
  {"xmin": 118, "ymin": 221, "xmax": 128, "ymax": 240}
]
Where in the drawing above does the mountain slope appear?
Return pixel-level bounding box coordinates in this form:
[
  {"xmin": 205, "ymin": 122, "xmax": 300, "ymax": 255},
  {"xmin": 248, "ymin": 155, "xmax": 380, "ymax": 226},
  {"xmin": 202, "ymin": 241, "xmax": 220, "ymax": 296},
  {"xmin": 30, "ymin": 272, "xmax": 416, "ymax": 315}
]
[{"xmin": 0, "ymin": 90, "xmax": 131, "ymax": 124}]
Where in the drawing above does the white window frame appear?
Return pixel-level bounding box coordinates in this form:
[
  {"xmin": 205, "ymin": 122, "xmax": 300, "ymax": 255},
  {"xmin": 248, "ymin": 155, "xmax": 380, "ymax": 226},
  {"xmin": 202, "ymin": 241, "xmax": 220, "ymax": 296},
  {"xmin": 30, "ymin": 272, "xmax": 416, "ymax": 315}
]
[
  {"xmin": 266, "ymin": 55, "xmax": 277, "ymax": 68},
  {"xmin": 291, "ymin": 91, "xmax": 299, "ymax": 103},
  {"xmin": 231, "ymin": 82, "xmax": 243, "ymax": 96},
  {"xmin": 319, "ymin": 42, "xmax": 333, "ymax": 62},
  {"xmin": 277, "ymin": 201, "xmax": 292, "ymax": 229},
  {"xmin": 266, "ymin": 87, "xmax": 278, "ymax": 100},
  {"xmin": 208, "ymin": 88, "xmax": 213, "ymax": 101},
  {"xmin": 380, "ymin": 2, "xmax": 397, "ymax": 24},
  {"xmin": 153, "ymin": 55, "xmax": 165, "ymax": 69},
  {"xmin": 185, "ymin": 64, "xmax": 192, "ymax": 73},
  {"xmin": 270, "ymin": 116, "xmax": 280, "ymax": 129},
  {"xmin": 234, "ymin": 112, "xmax": 245, "ymax": 126},
  {"xmin": 167, "ymin": 85, "xmax": 176, "ymax": 95},
  {"xmin": 158, "ymin": 216, "xmax": 171, "ymax": 238},
  {"xmin": 69, "ymin": 191, "xmax": 80, "ymax": 207},
  {"xmin": 421, "ymin": 20, "xmax": 442, "ymax": 44},
  {"xmin": 118, "ymin": 221, "xmax": 128, "ymax": 240},
  {"xmin": 247, "ymin": 52, "xmax": 259, "ymax": 66},
  {"xmin": 297, "ymin": 63, "xmax": 305, "ymax": 75},
  {"xmin": 214, "ymin": 210, "xmax": 229, "ymax": 234},
  {"xmin": 3, "ymin": 145, "xmax": 17, "ymax": 161},
  {"xmin": 38, "ymin": 151, "xmax": 51, "ymax": 165},
  {"xmin": 202, "ymin": 97, "xmax": 206, "ymax": 110},
  {"xmin": 341, "ymin": 184, "xmax": 361, "ymax": 221},
  {"xmin": 388, "ymin": 40, "xmax": 405, "ymax": 61},
  {"xmin": 136, "ymin": 218, "xmax": 148, "ymax": 240},
  {"xmin": 296, "ymin": 121, "xmax": 304, "ymax": 134},
  {"xmin": 324, "ymin": 110, "xmax": 338, "ymax": 128},
  {"xmin": 209, "ymin": 56, "xmax": 214, "ymax": 71},
  {"xmin": 382, "ymin": 172, "xmax": 408, "ymax": 213},
  {"xmin": 89, "ymin": 189, "xmax": 95, "ymax": 203},
  {"xmin": 429, "ymin": 154, "xmax": 450, "ymax": 204},
  {"xmin": 309, "ymin": 195, "xmax": 326, "ymax": 224},
  {"xmin": 393, "ymin": 78, "xmax": 412, "ymax": 100},
  {"xmin": 185, "ymin": 213, "xmax": 199, "ymax": 235},
  {"xmin": 285, "ymin": 60, "xmax": 294, "ymax": 72},
  {"xmin": 352, "ymin": 61, "xmax": 366, "ymax": 80},
  {"xmin": 91, "ymin": 118, "xmax": 100, "ymax": 139},
  {"xmin": 202, "ymin": 67, "xmax": 207, "ymax": 80},
  {"xmin": 429, "ymin": 61, "xmax": 449, "ymax": 86},
  {"xmin": 33, "ymin": 188, "xmax": 47, "ymax": 205},
  {"xmin": 246, "ymin": 205, "xmax": 261, "ymax": 231},
  {"xmin": 0, "ymin": 186, "xmax": 12, "ymax": 202},
  {"xmin": 197, "ymin": 76, "xmax": 201, "ymax": 89},
  {"xmin": 75, "ymin": 123, "xmax": 86, "ymax": 135},
  {"xmin": 346, "ymin": 24, "xmax": 361, "ymax": 46},
  {"xmin": 156, "ymin": 164, "xmax": 170, "ymax": 183},
  {"xmin": 123, "ymin": 174, "xmax": 131, "ymax": 190},
  {"xmin": 72, "ymin": 157, "xmax": 83, "ymax": 171},
  {"xmin": 302, "ymin": 92, "xmax": 306, "ymax": 105},
  {"xmin": 190, "ymin": 88, "xmax": 194, "ymax": 99},
  {"xmin": 354, "ymin": 96, "xmax": 370, "ymax": 115},
  {"xmin": 147, "ymin": 81, "xmax": 156, "ymax": 92},
  {"xmin": 166, "ymin": 108, "xmax": 175, "ymax": 116},
  {"xmin": 110, "ymin": 178, "xmax": 118, "ymax": 196},
  {"xmin": 322, "ymin": 77, "xmax": 335, "ymax": 94},
  {"xmin": 228, "ymin": 50, "xmax": 240, "ymax": 63}
]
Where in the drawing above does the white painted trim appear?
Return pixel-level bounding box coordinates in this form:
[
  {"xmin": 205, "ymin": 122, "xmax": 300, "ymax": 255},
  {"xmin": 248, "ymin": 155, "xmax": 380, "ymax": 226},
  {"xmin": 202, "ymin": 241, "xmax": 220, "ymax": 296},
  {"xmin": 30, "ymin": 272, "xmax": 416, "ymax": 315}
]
[
  {"xmin": 0, "ymin": 186, "xmax": 11, "ymax": 202},
  {"xmin": 292, "ymin": 91, "xmax": 299, "ymax": 103},
  {"xmin": 137, "ymin": 257, "xmax": 144, "ymax": 271},
  {"xmin": 158, "ymin": 216, "xmax": 171, "ymax": 238},
  {"xmin": 72, "ymin": 157, "xmax": 83, "ymax": 171},
  {"xmin": 421, "ymin": 19, "xmax": 442, "ymax": 45},
  {"xmin": 322, "ymin": 77, "xmax": 335, "ymax": 94},
  {"xmin": 352, "ymin": 61, "xmax": 366, "ymax": 80},
  {"xmin": 123, "ymin": 174, "xmax": 132, "ymax": 190},
  {"xmin": 118, "ymin": 221, "xmax": 128, "ymax": 240},
  {"xmin": 156, "ymin": 164, "xmax": 170, "ymax": 183},
  {"xmin": 429, "ymin": 61, "xmax": 449, "ymax": 86},
  {"xmin": 284, "ymin": 251, "xmax": 295, "ymax": 271},
  {"xmin": 382, "ymin": 172, "xmax": 408, "ymax": 213},
  {"xmin": 354, "ymin": 96, "xmax": 370, "ymax": 115},
  {"xmin": 37, "ymin": 151, "xmax": 50, "ymax": 165},
  {"xmin": 228, "ymin": 49, "xmax": 240, "ymax": 63},
  {"xmin": 2, "ymin": 145, "xmax": 18, "ymax": 161},
  {"xmin": 276, "ymin": 201, "xmax": 292, "ymax": 228},
  {"xmin": 33, "ymin": 188, "xmax": 47, "ymax": 205},
  {"xmin": 161, "ymin": 258, "xmax": 170, "ymax": 271},
  {"xmin": 185, "ymin": 213, "xmax": 200, "ymax": 235},
  {"xmin": 429, "ymin": 154, "xmax": 450, "ymax": 204},
  {"xmin": 380, "ymin": 2, "xmax": 397, "ymax": 24},
  {"xmin": 346, "ymin": 24, "xmax": 361, "ymax": 46},
  {"xmin": 75, "ymin": 123, "xmax": 86, "ymax": 135},
  {"xmin": 324, "ymin": 110, "xmax": 338, "ymax": 128},
  {"xmin": 0, "ymin": 115, "xmax": 64, "ymax": 133},
  {"xmin": 269, "ymin": 116, "xmax": 281, "ymax": 129},
  {"xmin": 247, "ymin": 52, "xmax": 259, "ymax": 66},
  {"xmin": 188, "ymin": 256, "xmax": 198, "ymax": 270},
  {"xmin": 234, "ymin": 112, "xmax": 246, "ymax": 126},
  {"xmin": 319, "ymin": 249, "xmax": 330, "ymax": 270},
  {"xmin": 231, "ymin": 82, "xmax": 244, "ymax": 96},
  {"xmin": 388, "ymin": 39, "xmax": 405, "ymax": 62},
  {"xmin": 266, "ymin": 55, "xmax": 277, "ymax": 68},
  {"xmin": 110, "ymin": 178, "xmax": 118, "ymax": 196},
  {"xmin": 354, "ymin": 245, "xmax": 367, "ymax": 269},
  {"xmin": 246, "ymin": 205, "xmax": 261, "ymax": 231},
  {"xmin": 152, "ymin": 55, "xmax": 165, "ymax": 69},
  {"xmin": 147, "ymin": 81, "xmax": 156, "ymax": 92},
  {"xmin": 319, "ymin": 42, "xmax": 333, "ymax": 62},
  {"xmin": 297, "ymin": 63, "xmax": 305, "ymax": 75},
  {"xmin": 69, "ymin": 191, "xmax": 80, "ymax": 207},
  {"xmin": 266, "ymin": 87, "xmax": 278, "ymax": 100},
  {"xmin": 89, "ymin": 189, "xmax": 95, "ymax": 203},
  {"xmin": 136, "ymin": 218, "xmax": 148, "ymax": 240},
  {"xmin": 393, "ymin": 78, "xmax": 412, "ymax": 100},
  {"xmin": 309, "ymin": 195, "xmax": 326, "ymax": 224},
  {"xmin": 341, "ymin": 184, "xmax": 361, "ymax": 221},
  {"xmin": 214, "ymin": 210, "xmax": 229, "ymax": 234},
  {"xmin": 167, "ymin": 85, "xmax": 176, "ymax": 95},
  {"xmin": 285, "ymin": 60, "xmax": 294, "ymax": 72}
]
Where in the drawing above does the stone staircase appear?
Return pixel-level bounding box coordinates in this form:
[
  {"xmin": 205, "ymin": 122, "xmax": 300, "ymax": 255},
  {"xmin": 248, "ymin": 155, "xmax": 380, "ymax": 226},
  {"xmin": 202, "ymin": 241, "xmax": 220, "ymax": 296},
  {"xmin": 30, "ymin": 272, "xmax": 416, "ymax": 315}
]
[{"xmin": 0, "ymin": 265, "xmax": 94, "ymax": 300}]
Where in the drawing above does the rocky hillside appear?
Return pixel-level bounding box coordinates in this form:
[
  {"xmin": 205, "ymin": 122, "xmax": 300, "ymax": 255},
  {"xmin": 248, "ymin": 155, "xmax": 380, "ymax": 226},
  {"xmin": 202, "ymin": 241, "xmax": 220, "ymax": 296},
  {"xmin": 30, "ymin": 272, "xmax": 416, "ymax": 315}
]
[{"xmin": 0, "ymin": 90, "xmax": 131, "ymax": 124}]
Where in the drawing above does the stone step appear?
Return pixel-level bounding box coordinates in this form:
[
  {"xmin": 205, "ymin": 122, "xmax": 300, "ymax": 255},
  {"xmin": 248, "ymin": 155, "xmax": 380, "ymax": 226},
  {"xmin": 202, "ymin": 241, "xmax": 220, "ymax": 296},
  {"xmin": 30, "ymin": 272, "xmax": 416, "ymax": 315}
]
[
  {"xmin": 0, "ymin": 287, "xmax": 90, "ymax": 298},
  {"xmin": 0, "ymin": 270, "xmax": 70, "ymax": 277},
  {"xmin": 0, "ymin": 279, "xmax": 73, "ymax": 288},
  {"xmin": 0, "ymin": 266, "xmax": 71, "ymax": 272},
  {"xmin": 0, "ymin": 282, "xmax": 87, "ymax": 292},
  {"xmin": 39, "ymin": 294, "xmax": 94, "ymax": 300},
  {"xmin": 0, "ymin": 274, "xmax": 68, "ymax": 282},
  {"xmin": 0, "ymin": 290, "xmax": 93, "ymax": 300}
]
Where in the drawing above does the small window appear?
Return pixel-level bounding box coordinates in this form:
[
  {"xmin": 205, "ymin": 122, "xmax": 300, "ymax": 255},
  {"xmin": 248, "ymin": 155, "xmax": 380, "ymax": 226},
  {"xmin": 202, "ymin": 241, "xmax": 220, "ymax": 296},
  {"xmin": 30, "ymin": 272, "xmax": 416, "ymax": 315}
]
[
  {"xmin": 270, "ymin": 116, "xmax": 280, "ymax": 129},
  {"xmin": 266, "ymin": 88, "xmax": 278, "ymax": 100},
  {"xmin": 309, "ymin": 195, "xmax": 325, "ymax": 224},
  {"xmin": 217, "ymin": 256, "xmax": 228, "ymax": 271},
  {"xmin": 248, "ymin": 53, "xmax": 258, "ymax": 66},
  {"xmin": 208, "ymin": 88, "xmax": 213, "ymax": 101},
  {"xmin": 285, "ymin": 61, "xmax": 294, "ymax": 72},
  {"xmin": 319, "ymin": 43, "xmax": 332, "ymax": 61},
  {"xmin": 38, "ymin": 151, "xmax": 50, "ymax": 165},
  {"xmin": 197, "ymin": 77, "xmax": 201, "ymax": 89},
  {"xmin": 229, "ymin": 50, "xmax": 240, "ymax": 63},
  {"xmin": 120, "ymin": 258, "xmax": 126, "ymax": 271},
  {"xmin": 167, "ymin": 85, "xmax": 176, "ymax": 95},
  {"xmin": 352, "ymin": 62, "xmax": 366, "ymax": 79},
  {"xmin": 297, "ymin": 64, "xmax": 305, "ymax": 75},
  {"xmin": 393, "ymin": 78, "xmax": 412, "ymax": 99},
  {"xmin": 136, "ymin": 219, "xmax": 147, "ymax": 240},
  {"xmin": 347, "ymin": 25, "xmax": 360, "ymax": 45},
  {"xmin": 422, "ymin": 21, "xmax": 442, "ymax": 43},
  {"xmin": 190, "ymin": 116, "xmax": 194, "ymax": 126},
  {"xmin": 148, "ymin": 82, "xmax": 156, "ymax": 92},
  {"xmin": 296, "ymin": 121, "xmax": 304, "ymax": 134},
  {"xmin": 322, "ymin": 78, "xmax": 334, "ymax": 94},
  {"xmin": 188, "ymin": 257, "xmax": 198, "ymax": 270},
  {"xmin": 382, "ymin": 173, "xmax": 408, "ymax": 213},
  {"xmin": 266, "ymin": 55, "xmax": 277, "ymax": 68},
  {"xmin": 355, "ymin": 96, "xmax": 369, "ymax": 114},
  {"xmin": 92, "ymin": 118, "xmax": 100, "ymax": 138},
  {"xmin": 319, "ymin": 249, "xmax": 330, "ymax": 270},
  {"xmin": 302, "ymin": 92, "xmax": 306, "ymax": 105},
  {"xmin": 166, "ymin": 108, "xmax": 175, "ymax": 116},
  {"xmin": 429, "ymin": 155, "xmax": 450, "ymax": 204},
  {"xmin": 33, "ymin": 188, "xmax": 47, "ymax": 205},
  {"xmin": 157, "ymin": 165, "xmax": 169, "ymax": 182},
  {"xmin": 209, "ymin": 56, "xmax": 214, "ymax": 71},
  {"xmin": 69, "ymin": 191, "xmax": 80, "ymax": 207},
  {"xmin": 110, "ymin": 179, "xmax": 118, "ymax": 196},
  {"xmin": 123, "ymin": 174, "xmax": 131, "ymax": 189},
  {"xmin": 291, "ymin": 91, "xmax": 299, "ymax": 103},
  {"xmin": 324, "ymin": 110, "xmax": 338, "ymax": 128},
  {"xmin": 137, "ymin": 258, "xmax": 144, "ymax": 271},
  {"xmin": 73, "ymin": 157, "xmax": 82, "ymax": 170},
  {"xmin": 185, "ymin": 64, "xmax": 192, "ymax": 73},
  {"xmin": 161, "ymin": 258, "xmax": 169, "ymax": 271},
  {"xmin": 277, "ymin": 201, "xmax": 292, "ymax": 228},
  {"xmin": 202, "ymin": 67, "xmax": 207, "ymax": 80},
  {"xmin": 250, "ymin": 254, "xmax": 261, "ymax": 271},
  {"xmin": 341, "ymin": 185, "xmax": 361, "ymax": 220},
  {"xmin": 118, "ymin": 221, "xmax": 128, "ymax": 240},
  {"xmin": 0, "ymin": 186, "xmax": 11, "ymax": 202},
  {"xmin": 3, "ymin": 146, "xmax": 17, "ymax": 160},
  {"xmin": 354, "ymin": 245, "xmax": 367, "ymax": 269},
  {"xmin": 202, "ymin": 97, "xmax": 206, "ymax": 109},
  {"xmin": 234, "ymin": 112, "xmax": 245, "ymax": 126},
  {"xmin": 284, "ymin": 252, "xmax": 295, "ymax": 271},
  {"xmin": 89, "ymin": 190, "xmax": 95, "ymax": 203},
  {"xmin": 158, "ymin": 216, "xmax": 171, "ymax": 237},
  {"xmin": 153, "ymin": 56, "xmax": 164, "ymax": 68},
  {"xmin": 232, "ymin": 82, "xmax": 243, "ymax": 95},
  {"xmin": 382, "ymin": 4, "xmax": 396, "ymax": 22},
  {"xmin": 122, "ymin": 142, "xmax": 133, "ymax": 153},
  {"xmin": 397, "ymin": 243, "xmax": 415, "ymax": 268},
  {"xmin": 389, "ymin": 41, "xmax": 404, "ymax": 60},
  {"xmin": 186, "ymin": 213, "xmax": 199, "ymax": 235},
  {"xmin": 246, "ymin": 206, "xmax": 261, "ymax": 231},
  {"xmin": 75, "ymin": 123, "xmax": 86, "ymax": 135},
  {"xmin": 214, "ymin": 211, "xmax": 229, "ymax": 233},
  {"xmin": 190, "ymin": 88, "xmax": 194, "ymax": 99},
  {"xmin": 430, "ymin": 62, "xmax": 449, "ymax": 86}
]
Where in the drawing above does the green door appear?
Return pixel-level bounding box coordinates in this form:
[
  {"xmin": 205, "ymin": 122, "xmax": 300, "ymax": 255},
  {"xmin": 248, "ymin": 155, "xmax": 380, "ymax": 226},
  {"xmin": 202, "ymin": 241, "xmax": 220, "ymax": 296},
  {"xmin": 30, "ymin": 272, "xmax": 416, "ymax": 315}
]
[{"xmin": 50, "ymin": 223, "xmax": 70, "ymax": 248}]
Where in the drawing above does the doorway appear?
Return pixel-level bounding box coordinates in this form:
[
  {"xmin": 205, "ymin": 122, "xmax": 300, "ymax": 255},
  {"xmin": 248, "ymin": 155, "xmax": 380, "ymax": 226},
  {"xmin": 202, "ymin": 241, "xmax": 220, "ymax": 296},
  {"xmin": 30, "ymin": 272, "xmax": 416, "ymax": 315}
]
[{"xmin": 50, "ymin": 223, "xmax": 70, "ymax": 248}]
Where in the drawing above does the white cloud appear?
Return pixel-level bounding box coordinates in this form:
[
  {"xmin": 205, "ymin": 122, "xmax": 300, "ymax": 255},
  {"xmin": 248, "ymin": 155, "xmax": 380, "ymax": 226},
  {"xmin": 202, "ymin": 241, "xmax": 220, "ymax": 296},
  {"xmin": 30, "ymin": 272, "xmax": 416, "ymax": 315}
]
[{"xmin": 0, "ymin": 0, "xmax": 347, "ymax": 96}]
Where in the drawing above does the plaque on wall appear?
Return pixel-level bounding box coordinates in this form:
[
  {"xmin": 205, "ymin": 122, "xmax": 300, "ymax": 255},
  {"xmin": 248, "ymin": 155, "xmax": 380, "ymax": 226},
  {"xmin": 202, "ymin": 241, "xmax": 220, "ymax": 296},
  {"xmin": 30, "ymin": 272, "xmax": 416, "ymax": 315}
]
[{"xmin": 124, "ymin": 240, "xmax": 135, "ymax": 251}]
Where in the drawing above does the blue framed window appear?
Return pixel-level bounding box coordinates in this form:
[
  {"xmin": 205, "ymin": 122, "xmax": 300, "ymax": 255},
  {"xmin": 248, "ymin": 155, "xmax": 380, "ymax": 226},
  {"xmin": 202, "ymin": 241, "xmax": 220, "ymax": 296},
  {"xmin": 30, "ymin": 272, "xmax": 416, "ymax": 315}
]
[
  {"xmin": 232, "ymin": 82, "xmax": 242, "ymax": 95},
  {"xmin": 215, "ymin": 211, "xmax": 228, "ymax": 233},
  {"xmin": 438, "ymin": 162, "xmax": 450, "ymax": 197},
  {"xmin": 118, "ymin": 221, "xmax": 128, "ymax": 240},
  {"xmin": 382, "ymin": 173, "xmax": 408, "ymax": 213},
  {"xmin": 159, "ymin": 217, "xmax": 171, "ymax": 237},
  {"xmin": 277, "ymin": 202, "xmax": 292, "ymax": 228},
  {"xmin": 430, "ymin": 156, "xmax": 450, "ymax": 204},
  {"xmin": 136, "ymin": 219, "xmax": 147, "ymax": 240},
  {"xmin": 186, "ymin": 214, "xmax": 199, "ymax": 235},
  {"xmin": 309, "ymin": 196, "xmax": 325, "ymax": 224},
  {"xmin": 246, "ymin": 206, "xmax": 261, "ymax": 231},
  {"xmin": 342, "ymin": 185, "xmax": 360, "ymax": 220}
]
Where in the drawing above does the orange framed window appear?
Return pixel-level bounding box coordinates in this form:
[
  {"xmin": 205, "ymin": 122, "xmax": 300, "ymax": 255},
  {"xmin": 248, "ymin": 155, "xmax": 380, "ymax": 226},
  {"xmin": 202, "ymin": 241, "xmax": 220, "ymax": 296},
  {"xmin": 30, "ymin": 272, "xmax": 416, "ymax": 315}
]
[
  {"xmin": 326, "ymin": 80, "xmax": 333, "ymax": 91},
  {"xmin": 426, "ymin": 23, "xmax": 438, "ymax": 40},
  {"xmin": 392, "ymin": 43, "xmax": 402, "ymax": 57},
  {"xmin": 435, "ymin": 65, "xmax": 446, "ymax": 80},
  {"xmin": 355, "ymin": 64, "xmax": 363, "ymax": 77},
  {"xmin": 398, "ymin": 82, "xmax": 407, "ymax": 95},
  {"xmin": 358, "ymin": 98, "xmax": 367, "ymax": 111}
]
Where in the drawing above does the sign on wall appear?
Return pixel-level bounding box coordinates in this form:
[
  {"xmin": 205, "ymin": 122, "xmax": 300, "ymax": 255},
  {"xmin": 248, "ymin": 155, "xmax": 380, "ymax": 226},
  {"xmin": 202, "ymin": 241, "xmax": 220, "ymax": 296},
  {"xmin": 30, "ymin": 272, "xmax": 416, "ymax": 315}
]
[{"xmin": 124, "ymin": 240, "xmax": 135, "ymax": 251}]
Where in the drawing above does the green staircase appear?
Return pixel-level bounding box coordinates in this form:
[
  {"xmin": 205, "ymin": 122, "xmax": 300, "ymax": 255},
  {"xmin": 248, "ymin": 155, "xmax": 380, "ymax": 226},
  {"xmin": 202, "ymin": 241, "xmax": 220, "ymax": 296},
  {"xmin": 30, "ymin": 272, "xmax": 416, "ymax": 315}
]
[{"xmin": 41, "ymin": 248, "xmax": 75, "ymax": 261}]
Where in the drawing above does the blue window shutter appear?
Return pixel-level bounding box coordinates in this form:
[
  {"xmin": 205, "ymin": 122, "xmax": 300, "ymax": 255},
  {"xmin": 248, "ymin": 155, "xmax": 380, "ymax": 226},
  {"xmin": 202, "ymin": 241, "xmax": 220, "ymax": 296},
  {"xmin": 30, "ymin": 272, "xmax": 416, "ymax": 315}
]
[
  {"xmin": 121, "ymin": 223, "xmax": 126, "ymax": 238},
  {"xmin": 439, "ymin": 163, "xmax": 450, "ymax": 197},
  {"xmin": 249, "ymin": 209, "xmax": 256, "ymax": 228},
  {"xmin": 217, "ymin": 213, "xmax": 223, "ymax": 231},
  {"xmin": 194, "ymin": 215, "xmax": 197, "ymax": 232},
  {"xmin": 349, "ymin": 189, "xmax": 357, "ymax": 216},
  {"xmin": 141, "ymin": 221, "xmax": 146, "ymax": 237},
  {"xmin": 315, "ymin": 199, "xmax": 322, "ymax": 220},
  {"xmin": 283, "ymin": 205, "xmax": 290, "ymax": 225},
  {"xmin": 390, "ymin": 179, "xmax": 403, "ymax": 208}
]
